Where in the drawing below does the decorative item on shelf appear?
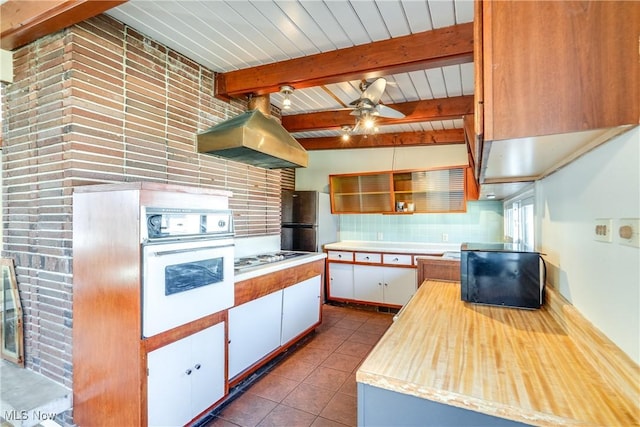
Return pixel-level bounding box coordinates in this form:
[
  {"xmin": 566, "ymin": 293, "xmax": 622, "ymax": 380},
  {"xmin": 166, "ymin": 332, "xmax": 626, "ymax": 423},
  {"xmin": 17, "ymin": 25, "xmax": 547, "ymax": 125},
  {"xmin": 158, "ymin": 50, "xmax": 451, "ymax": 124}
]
[
  {"xmin": 396, "ymin": 201, "xmax": 405, "ymax": 212},
  {"xmin": 407, "ymin": 202, "xmax": 415, "ymax": 212},
  {"xmin": 279, "ymin": 85, "xmax": 294, "ymax": 110}
]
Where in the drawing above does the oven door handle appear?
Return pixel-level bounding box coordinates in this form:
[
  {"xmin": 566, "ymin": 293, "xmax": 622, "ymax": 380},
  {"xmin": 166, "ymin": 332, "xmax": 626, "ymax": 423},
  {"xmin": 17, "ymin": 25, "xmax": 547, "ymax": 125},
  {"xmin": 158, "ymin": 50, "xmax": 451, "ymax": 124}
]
[{"xmin": 150, "ymin": 243, "xmax": 234, "ymax": 257}]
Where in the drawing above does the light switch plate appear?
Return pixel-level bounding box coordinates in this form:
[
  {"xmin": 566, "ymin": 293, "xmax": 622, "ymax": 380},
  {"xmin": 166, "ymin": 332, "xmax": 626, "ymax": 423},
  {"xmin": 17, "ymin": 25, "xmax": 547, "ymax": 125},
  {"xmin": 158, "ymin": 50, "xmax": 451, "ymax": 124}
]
[
  {"xmin": 594, "ymin": 219, "xmax": 612, "ymax": 242},
  {"xmin": 618, "ymin": 218, "xmax": 640, "ymax": 248}
]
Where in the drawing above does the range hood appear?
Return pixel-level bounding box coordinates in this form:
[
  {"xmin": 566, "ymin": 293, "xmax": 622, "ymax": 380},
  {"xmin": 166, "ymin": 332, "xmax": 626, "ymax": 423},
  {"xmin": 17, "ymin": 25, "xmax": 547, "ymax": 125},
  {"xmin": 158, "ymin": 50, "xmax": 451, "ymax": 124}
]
[{"xmin": 197, "ymin": 96, "xmax": 308, "ymax": 169}]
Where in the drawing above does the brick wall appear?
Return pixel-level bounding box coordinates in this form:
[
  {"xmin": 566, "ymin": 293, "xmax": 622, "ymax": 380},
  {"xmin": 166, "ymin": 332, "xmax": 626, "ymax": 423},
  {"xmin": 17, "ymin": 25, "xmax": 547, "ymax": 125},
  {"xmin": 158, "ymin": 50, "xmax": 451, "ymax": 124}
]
[{"xmin": 1, "ymin": 14, "xmax": 289, "ymax": 391}]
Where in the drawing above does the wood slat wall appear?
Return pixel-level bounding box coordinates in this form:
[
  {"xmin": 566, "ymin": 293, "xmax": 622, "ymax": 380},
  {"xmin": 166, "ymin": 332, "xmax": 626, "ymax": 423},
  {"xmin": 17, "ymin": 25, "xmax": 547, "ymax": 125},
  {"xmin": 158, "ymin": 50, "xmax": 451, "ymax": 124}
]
[{"xmin": 1, "ymin": 14, "xmax": 287, "ymax": 399}]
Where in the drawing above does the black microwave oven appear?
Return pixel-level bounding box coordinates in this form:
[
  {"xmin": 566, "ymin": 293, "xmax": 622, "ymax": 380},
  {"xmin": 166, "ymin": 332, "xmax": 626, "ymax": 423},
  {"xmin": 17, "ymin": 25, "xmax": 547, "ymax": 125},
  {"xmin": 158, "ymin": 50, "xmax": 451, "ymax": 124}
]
[{"xmin": 460, "ymin": 243, "xmax": 545, "ymax": 309}]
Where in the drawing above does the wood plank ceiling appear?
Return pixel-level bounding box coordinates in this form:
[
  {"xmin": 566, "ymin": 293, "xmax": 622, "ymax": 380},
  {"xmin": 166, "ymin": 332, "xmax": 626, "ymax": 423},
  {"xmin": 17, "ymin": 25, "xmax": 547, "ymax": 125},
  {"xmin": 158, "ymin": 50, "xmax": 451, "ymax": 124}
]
[{"xmin": 1, "ymin": 0, "xmax": 476, "ymax": 150}]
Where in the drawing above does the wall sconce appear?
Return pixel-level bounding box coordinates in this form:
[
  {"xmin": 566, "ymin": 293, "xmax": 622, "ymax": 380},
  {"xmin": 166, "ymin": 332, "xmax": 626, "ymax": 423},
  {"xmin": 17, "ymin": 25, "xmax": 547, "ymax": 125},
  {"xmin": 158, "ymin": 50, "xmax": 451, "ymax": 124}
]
[{"xmin": 280, "ymin": 85, "xmax": 294, "ymax": 110}]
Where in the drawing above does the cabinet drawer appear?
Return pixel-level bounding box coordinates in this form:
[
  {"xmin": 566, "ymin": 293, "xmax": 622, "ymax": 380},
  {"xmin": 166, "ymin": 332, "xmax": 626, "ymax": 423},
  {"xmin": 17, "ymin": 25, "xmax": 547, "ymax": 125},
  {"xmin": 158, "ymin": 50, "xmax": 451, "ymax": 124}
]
[
  {"xmin": 383, "ymin": 254, "xmax": 413, "ymax": 266},
  {"xmin": 327, "ymin": 251, "xmax": 353, "ymax": 262},
  {"xmin": 355, "ymin": 252, "xmax": 382, "ymax": 263}
]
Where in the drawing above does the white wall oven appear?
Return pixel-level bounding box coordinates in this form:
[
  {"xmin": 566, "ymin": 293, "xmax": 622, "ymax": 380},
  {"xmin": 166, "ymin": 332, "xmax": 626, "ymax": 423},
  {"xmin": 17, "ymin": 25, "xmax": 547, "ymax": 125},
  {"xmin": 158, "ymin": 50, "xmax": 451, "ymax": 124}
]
[{"xmin": 141, "ymin": 208, "xmax": 234, "ymax": 338}]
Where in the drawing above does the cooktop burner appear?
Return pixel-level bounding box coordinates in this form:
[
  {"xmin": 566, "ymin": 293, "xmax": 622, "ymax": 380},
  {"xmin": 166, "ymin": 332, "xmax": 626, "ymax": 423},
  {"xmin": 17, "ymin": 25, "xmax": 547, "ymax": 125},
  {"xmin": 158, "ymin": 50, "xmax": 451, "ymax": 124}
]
[{"xmin": 234, "ymin": 251, "xmax": 310, "ymax": 271}]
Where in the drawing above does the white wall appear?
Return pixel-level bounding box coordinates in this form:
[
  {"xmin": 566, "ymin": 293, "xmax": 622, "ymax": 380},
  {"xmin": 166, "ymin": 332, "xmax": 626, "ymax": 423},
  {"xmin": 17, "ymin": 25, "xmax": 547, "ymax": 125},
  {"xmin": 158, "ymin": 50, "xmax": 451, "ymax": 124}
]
[
  {"xmin": 537, "ymin": 126, "xmax": 639, "ymax": 364},
  {"xmin": 295, "ymin": 144, "xmax": 468, "ymax": 192}
]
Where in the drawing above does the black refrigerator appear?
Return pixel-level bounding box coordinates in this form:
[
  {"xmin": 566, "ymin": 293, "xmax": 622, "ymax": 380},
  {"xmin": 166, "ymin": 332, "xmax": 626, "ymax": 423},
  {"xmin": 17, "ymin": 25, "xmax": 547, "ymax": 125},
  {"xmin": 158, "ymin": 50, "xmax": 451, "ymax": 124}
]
[{"xmin": 281, "ymin": 190, "xmax": 337, "ymax": 252}]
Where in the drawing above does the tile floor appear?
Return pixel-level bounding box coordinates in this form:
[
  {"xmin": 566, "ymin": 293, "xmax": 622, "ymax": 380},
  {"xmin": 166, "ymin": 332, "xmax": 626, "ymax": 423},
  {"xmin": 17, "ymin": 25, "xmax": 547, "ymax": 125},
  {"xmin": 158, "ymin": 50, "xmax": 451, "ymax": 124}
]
[{"xmin": 204, "ymin": 304, "xmax": 394, "ymax": 427}]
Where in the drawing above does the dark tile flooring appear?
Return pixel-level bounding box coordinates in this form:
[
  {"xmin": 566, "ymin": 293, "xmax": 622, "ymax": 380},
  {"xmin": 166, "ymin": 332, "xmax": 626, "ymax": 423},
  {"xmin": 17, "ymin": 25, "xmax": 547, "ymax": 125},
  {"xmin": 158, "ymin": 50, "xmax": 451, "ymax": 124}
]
[{"xmin": 204, "ymin": 304, "xmax": 394, "ymax": 427}]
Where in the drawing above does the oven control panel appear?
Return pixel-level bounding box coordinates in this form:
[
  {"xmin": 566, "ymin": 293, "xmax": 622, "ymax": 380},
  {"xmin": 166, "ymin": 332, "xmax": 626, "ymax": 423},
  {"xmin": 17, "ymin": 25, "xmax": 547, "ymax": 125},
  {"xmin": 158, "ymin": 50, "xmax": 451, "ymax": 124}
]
[{"xmin": 143, "ymin": 207, "xmax": 234, "ymax": 241}]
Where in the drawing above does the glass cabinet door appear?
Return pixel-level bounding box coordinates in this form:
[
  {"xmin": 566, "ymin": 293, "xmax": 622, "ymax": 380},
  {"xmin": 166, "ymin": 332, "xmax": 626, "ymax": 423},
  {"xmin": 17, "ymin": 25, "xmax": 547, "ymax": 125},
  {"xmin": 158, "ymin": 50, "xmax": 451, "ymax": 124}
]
[
  {"xmin": 393, "ymin": 169, "xmax": 465, "ymax": 213},
  {"xmin": 330, "ymin": 173, "xmax": 393, "ymax": 213},
  {"xmin": 330, "ymin": 168, "xmax": 466, "ymax": 214}
]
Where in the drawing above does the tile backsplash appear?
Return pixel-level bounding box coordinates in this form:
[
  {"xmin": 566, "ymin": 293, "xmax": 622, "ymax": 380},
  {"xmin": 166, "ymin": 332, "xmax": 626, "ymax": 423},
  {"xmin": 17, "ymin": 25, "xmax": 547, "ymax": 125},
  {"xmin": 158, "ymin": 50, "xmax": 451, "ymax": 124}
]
[{"xmin": 338, "ymin": 201, "xmax": 503, "ymax": 244}]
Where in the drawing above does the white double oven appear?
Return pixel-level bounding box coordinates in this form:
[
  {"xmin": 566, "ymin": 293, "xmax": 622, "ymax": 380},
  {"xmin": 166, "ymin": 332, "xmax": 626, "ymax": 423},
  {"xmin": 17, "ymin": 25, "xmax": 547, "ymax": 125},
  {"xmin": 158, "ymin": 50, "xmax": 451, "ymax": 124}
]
[{"xmin": 141, "ymin": 207, "xmax": 235, "ymax": 338}]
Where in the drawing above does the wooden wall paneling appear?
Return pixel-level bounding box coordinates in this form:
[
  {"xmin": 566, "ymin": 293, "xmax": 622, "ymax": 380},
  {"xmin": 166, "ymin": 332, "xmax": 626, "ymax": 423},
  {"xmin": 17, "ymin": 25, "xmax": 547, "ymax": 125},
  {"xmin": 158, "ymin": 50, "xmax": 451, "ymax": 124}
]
[{"xmin": 417, "ymin": 258, "xmax": 461, "ymax": 286}]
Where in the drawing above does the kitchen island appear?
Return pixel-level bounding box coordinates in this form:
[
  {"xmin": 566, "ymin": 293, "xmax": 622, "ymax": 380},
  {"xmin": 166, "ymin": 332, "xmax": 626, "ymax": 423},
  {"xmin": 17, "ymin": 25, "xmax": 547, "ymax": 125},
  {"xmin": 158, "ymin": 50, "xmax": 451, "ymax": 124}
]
[{"xmin": 356, "ymin": 280, "xmax": 639, "ymax": 426}]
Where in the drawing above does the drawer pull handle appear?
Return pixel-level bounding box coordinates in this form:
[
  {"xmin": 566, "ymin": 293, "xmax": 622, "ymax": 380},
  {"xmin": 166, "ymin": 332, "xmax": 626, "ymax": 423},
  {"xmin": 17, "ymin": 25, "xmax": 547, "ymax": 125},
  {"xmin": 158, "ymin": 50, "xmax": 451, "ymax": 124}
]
[
  {"xmin": 393, "ymin": 257, "xmax": 399, "ymax": 261},
  {"xmin": 338, "ymin": 254, "xmax": 342, "ymax": 258},
  {"xmin": 194, "ymin": 364, "xmax": 201, "ymax": 370},
  {"xmin": 185, "ymin": 369, "xmax": 192, "ymax": 375},
  {"xmin": 365, "ymin": 256, "xmax": 370, "ymax": 260}
]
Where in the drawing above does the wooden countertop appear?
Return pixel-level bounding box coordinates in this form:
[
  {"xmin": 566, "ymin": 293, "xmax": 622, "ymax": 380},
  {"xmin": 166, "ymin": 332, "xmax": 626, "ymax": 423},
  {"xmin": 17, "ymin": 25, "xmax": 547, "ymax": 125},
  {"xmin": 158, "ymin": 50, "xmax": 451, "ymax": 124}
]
[{"xmin": 357, "ymin": 280, "xmax": 640, "ymax": 426}]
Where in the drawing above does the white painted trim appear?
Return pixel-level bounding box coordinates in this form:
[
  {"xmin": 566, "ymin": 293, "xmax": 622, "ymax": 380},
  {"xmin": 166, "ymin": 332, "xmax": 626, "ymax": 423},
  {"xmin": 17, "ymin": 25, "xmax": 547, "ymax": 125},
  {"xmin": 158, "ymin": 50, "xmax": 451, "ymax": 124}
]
[{"xmin": 0, "ymin": 49, "xmax": 13, "ymax": 83}]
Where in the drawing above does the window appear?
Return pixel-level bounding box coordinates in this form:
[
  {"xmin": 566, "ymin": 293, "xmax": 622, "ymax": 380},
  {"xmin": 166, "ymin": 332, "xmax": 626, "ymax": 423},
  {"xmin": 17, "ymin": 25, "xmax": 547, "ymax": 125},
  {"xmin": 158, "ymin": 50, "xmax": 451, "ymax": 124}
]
[{"xmin": 504, "ymin": 188, "xmax": 535, "ymax": 249}]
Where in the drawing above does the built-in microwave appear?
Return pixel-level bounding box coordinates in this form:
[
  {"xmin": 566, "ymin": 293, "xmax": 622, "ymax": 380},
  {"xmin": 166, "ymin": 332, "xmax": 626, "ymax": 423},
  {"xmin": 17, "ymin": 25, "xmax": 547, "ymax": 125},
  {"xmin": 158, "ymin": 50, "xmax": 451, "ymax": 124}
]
[{"xmin": 460, "ymin": 243, "xmax": 545, "ymax": 309}]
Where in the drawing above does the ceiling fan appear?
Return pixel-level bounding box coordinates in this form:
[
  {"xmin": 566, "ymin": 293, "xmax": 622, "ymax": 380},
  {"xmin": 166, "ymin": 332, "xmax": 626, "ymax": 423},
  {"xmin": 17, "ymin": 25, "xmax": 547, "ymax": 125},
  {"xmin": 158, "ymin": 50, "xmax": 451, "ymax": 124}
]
[{"xmin": 347, "ymin": 78, "xmax": 405, "ymax": 134}]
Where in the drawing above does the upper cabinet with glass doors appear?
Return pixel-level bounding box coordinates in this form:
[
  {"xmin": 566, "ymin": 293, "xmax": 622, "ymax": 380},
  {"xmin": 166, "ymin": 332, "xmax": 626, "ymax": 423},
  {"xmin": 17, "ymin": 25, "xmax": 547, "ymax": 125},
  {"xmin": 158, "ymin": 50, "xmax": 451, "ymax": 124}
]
[
  {"xmin": 330, "ymin": 173, "xmax": 393, "ymax": 213},
  {"xmin": 330, "ymin": 168, "xmax": 466, "ymax": 214}
]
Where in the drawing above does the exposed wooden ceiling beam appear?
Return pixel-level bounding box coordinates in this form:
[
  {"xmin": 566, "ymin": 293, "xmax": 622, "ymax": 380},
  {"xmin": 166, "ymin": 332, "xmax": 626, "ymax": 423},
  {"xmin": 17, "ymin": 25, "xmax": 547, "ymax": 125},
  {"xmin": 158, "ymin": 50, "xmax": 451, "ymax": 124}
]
[
  {"xmin": 215, "ymin": 22, "xmax": 473, "ymax": 100},
  {"xmin": 298, "ymin": 129, "xmax": 465, "ymax": 150},
  {"xmin": 0, "ymin": 0, "xmax": 127, "ymax": 50},
  {"xmin": 282, "ymin": 95, "xmax": 474, "ymax": 132}
]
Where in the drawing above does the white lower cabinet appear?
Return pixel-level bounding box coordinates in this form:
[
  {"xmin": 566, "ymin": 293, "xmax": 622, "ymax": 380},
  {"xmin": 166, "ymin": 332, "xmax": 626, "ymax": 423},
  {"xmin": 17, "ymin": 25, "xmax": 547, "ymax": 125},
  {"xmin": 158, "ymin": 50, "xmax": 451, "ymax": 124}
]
[
  {"xmin": 353, "ymin": 265, "xmax": 384, "ymax": 303},
  {"xmin": 354, "ymin": 265, "xmax": 416, "ymax": 306},
  {"xmin": 228, "ymin": 275, "xmax": 323, "ymax": 380},
  {"xmin": 328, "ymin": 262, "xmax": 354, "ymax": 299},
  {"xmin": 382, "ymin": 266, "xmax": 417, "ymax": 306},
  {"xmin": 147, "ymin": 322, "xmax": 226, "ymax": 427},
  {"xmin": 281, "ymin": 275, "xmax": 321, "ymax": 344},
  {"xmin": 228, "ymin": 290, "xmax": 283, "ymax": 379}
]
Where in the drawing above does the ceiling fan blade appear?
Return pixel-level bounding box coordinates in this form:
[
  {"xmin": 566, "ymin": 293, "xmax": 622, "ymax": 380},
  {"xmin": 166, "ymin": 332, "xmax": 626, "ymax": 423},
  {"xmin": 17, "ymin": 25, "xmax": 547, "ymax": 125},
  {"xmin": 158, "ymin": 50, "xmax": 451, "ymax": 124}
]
[
  {"xmin": 361, "ymin": 78, "xmax": 386, "ymax": 104},
  {"xmin": 376, "ymin": 104, "xmax": 405, "ymax": 118}
]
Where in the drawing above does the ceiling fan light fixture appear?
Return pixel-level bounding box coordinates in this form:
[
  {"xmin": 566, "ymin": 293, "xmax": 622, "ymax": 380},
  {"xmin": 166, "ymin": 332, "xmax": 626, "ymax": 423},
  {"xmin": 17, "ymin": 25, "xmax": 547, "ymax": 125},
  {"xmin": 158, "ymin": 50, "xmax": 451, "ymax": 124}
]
[
  {"xmin": 341, "ymin": 125, "xmax": 351, "ymax": 141},
  {"xmin": 363, "ymin": 117, "xmax": 376, "ymax": 129},
  {"xmin": 279, "ymin": 85, "xmax": 294, "ymax": 110}
]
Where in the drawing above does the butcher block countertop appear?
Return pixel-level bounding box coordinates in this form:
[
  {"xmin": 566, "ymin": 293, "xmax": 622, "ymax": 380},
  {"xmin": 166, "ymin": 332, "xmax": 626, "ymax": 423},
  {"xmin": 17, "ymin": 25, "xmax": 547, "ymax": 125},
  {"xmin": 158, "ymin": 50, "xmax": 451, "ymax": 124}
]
[{"xmin": 357, "ymin": 280, "xmax": 640, "ymax": 426}]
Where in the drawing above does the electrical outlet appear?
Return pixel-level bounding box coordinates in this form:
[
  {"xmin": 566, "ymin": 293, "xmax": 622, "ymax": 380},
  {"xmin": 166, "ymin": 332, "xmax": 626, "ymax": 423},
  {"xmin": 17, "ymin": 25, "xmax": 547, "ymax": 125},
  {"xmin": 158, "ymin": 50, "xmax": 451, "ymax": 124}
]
[
  {"xmin": 377, "ymin": 232, "xmax": 383, "ymax": 241},
  {"xmin": 594, "ymin": 219, "xmax": 612, "ymax": 242},
  {"xmin": 618, "ymin": 218, "xmax": 640, "ymax": 248},
  {"xmin": 442, "ymin": 233, "xmax": 449, "ymax": 242}
]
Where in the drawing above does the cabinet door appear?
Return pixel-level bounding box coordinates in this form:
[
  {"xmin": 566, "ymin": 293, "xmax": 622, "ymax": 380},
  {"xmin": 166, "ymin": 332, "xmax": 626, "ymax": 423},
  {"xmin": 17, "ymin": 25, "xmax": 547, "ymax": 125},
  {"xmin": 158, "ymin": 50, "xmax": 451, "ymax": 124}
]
[
  {"xmin": 328, "ymin": 262, "xmax": 354, "ymax": 300},
  {"xmin": 383, "ymin": 267, "xmax": 417, "ymax": 306},
  {"xmin": 228, "ymin": 290, "xmax": 283, "ymax": 379},
  {"xmin": 330, "ymin": 173, "xmax": 393, "ymax": 213},
  {"xmin": 481, "ymin": 1, "xmax": 638, "ymax": 141},
  {"xmin": 148, "ymin": 334, "xmax": 192, "ymax": 426},
  {"xmin": 190, "ymin": 322, "xmax": 226, "ymax": 421},
  {"xmin": 147, "ymin": 323, "xmax": 226, "ymax": 427},
  {"xmin": 354, "ymin": 265, "xmax": 384, "ymax": 304},
  {"xmin": 281, "ymin": 275, "xmax": 321, "ymax": 345}
]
